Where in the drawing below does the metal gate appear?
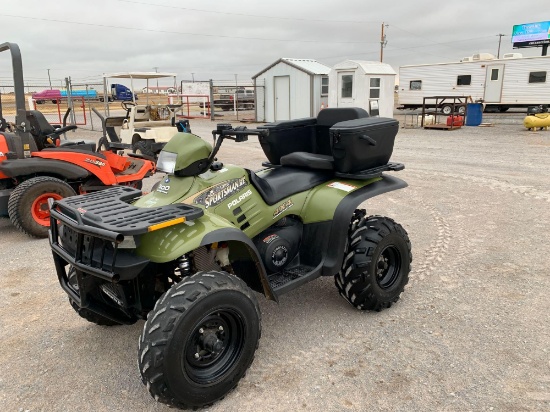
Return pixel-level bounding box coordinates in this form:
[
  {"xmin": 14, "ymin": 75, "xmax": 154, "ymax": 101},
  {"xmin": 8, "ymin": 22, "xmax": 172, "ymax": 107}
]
[{"xmin": 209, "ymin": 79, "xmax": 265, "ymax": 122}]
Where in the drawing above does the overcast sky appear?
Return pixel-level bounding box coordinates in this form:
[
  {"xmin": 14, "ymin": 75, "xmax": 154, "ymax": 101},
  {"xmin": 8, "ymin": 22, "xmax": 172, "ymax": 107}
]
[{"xmin": 0, "ymin": 0, "xmax": 548, "ymax": 87}]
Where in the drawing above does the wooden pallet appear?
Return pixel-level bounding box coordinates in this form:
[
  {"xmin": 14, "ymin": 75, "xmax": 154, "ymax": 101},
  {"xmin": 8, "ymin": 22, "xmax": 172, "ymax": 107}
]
[{"xmin": 423, "ymin": 123, "xmax": 462, "ymax": 130}]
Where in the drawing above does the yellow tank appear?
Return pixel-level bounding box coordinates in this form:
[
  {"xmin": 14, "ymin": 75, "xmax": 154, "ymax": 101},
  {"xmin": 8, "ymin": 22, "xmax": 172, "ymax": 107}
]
[{"xmin": 524, "ymin": 113, "xmax": 550, "ymax": 131}]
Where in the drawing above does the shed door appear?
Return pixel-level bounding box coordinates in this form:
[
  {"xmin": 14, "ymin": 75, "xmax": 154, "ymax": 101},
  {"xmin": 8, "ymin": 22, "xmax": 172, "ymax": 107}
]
[
  {"xmin": 337, "ymin": 72, "xmax": 354, "ymax": 107},
  {"xmin": 484, "ymin": 64, "xmax": 504, "ymax": 103},
  {"xmin": 274, "ymin": 76, "xmax": 290, "ymax": 121}
]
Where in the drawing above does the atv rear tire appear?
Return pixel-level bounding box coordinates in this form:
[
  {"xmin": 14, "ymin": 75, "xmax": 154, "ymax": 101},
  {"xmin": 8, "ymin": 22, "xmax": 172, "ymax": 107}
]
[
  {"xmin": 139, "ymin": 271, "xmax": 261, "ymax": 409},
  {"xmin": 335, "ymin": 212, "xmax": 412, "ymax": 311},
  {"xmin": 8, "ymin": 176, "xmax": 76, "ymax": 238}
]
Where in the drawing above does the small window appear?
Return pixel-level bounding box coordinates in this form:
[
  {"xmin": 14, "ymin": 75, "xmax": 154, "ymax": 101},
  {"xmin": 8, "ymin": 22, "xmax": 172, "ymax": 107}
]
[
  {"xmin": 529, "ymin": 71, "xmax": 547, "ymax": 83},
  {"xmin": 410, "ymin": 80, "xmax": 422, "ymax": 90},
  {"xmin": 370, "ymin": 77, "xmax": 381, "ymax": 98},
  {"xmin": 457, "ymin": 75, "xmax": 472, "ymax": 86},
  {"xmin": 321, "ymin": 76, "xmax": 329, "ymax": 96},
  {"xmin": 341, "ymin": 75, "xmax": 353, "ymax": 98},
  {"xmin": 491, "ymin": 69, "xmax": 499, "ymax": 81}
]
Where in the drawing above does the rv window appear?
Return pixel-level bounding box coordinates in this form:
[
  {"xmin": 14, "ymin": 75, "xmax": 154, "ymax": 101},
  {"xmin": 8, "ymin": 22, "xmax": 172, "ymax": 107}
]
[
  {"xmin": 370, "ymin": 77, "xmax": 381, "ymax": 98},
  {"xmin": 410, "ymin": 80, "xmax": 422, "ymax": 90},
  {"xmin": 490, "ymin": 69, "xmax": 499, "ymax": 81},
  {"xmin": 457, "ymin": 75, "xmax": 472, "ymax": 86},
  {"xmin": 529, "ymin": 71, "xmax": 547, "ymax": 83},
  {"xmin": 341, "ymin": 75, "xmax": 353, "ymax": 98},
  {"xmin": 321, "ymin": 76, "xmax": 329, "ymax": 96}
]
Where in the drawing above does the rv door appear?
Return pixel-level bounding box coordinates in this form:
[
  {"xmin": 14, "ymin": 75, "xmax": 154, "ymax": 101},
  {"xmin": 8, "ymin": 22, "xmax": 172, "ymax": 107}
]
[{"xmin": 484, "ymin": 64, "xmax": 505, "ymax": 103}]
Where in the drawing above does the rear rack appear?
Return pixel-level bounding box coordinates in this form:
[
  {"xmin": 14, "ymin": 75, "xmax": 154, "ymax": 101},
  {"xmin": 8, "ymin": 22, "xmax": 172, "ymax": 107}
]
[
  {"xmin": 334, "ymin": 162, "xmax": 404, "ymax": 180},
  {"xmin": 50, "ymin": 186, "xmax": 203, "ymax": 236}
]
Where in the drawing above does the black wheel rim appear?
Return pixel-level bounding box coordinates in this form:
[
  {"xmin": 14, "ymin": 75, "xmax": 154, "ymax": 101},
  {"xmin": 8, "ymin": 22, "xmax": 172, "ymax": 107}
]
[
  {"xmin": 375, "ymin": 245, "xmax": 401, "ymax": 289},
  {"xmin": 184, "ymin": 308, "xmax": 245, "ymax": 384}
]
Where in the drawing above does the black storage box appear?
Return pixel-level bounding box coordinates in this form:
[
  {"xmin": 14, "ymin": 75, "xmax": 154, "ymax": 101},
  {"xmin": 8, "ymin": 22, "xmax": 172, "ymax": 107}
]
[
  {"xmin": 257, "ymin": 118, "xmax": 316, "ymax": 164},
  {"xmin": 330, "ymin": 117, "xmax": 398, "ymax": 174}
]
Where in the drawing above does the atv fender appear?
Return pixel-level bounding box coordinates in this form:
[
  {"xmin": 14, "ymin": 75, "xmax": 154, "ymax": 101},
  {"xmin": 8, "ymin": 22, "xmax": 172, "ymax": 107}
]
[
  {"xmin": 322, "ymin": 174, "xmax": 408, "ymax": 276},
  {"xmin": 0, "ymin": 158, "xmax": 90, "ymax": 180},
  {"xmin": 137, "ymin": 213, "xmax": 275, "ymax": 301}
]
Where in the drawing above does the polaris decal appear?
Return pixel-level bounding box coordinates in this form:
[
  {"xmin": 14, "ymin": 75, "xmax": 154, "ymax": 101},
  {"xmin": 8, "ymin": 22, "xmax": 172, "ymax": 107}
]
[
  {"xmin": 84, "ymin": 158, "xmax": 106, "ymax": 167},
  {"xmin": 273, "ymin": 199, "xmax": 293, "ymax": 219},
  {"xmin": 194, "ymin": 177, "xmax": 248, "ymax": 209},
  {"xmin": 227, "ymin": 189, "xmax": 252, "ymax": 209}
]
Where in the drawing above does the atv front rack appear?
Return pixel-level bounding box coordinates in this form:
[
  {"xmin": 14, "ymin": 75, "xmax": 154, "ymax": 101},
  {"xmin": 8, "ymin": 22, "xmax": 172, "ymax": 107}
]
[
  {"xmin": 50, "ymin": 186, "xmax": 203, "ymax": 236},
  {"xmin": 49, "ymin": 186, "xmax": 203, "ymax": 288}
]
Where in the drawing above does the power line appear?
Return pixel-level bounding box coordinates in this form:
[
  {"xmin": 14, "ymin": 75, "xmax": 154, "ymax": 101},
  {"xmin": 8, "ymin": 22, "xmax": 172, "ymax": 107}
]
[
  {"xmin": 115, "ymin": 0, "xmax": 378, "ymax": 24},
  {"xmin": 2, "ymin": 14, "xmax": 379, "ymax": 45}
]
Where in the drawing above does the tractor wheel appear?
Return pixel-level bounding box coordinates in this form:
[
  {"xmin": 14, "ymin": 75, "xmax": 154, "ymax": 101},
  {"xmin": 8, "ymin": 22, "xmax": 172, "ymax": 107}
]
[
  {"xmin": 139, "ymin": 271, "xmax": 261, "ymax": 409},
  {"xmin": 133, "ymin": 140, "xmax": 156, "ymax": 159},
  {"xmin": 8, "ymin": 176, "xmax": 76, "ymax": 238},
  {"xmin": 335, "ymin": 212, "xmax": 412, "ymax": 311}
]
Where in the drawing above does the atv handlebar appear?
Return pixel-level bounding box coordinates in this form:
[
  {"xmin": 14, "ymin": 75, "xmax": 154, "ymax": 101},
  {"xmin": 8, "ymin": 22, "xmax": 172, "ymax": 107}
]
[{"xmin": 212, "ymin": 123, "xmax": 269, "ymax": 142}]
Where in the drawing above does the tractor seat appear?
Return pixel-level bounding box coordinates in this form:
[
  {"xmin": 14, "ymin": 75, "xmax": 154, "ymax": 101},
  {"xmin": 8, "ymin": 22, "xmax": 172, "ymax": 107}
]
[
  {"xmin": 280, "ymin": 152, "xmax": 334, "ymax": 170},
  {"xmin": 248, "ymin": 166, "xmax": 333, "ymax": 206},
  {"xmin": 59, "ymin": 140, "xmax": 97, "ymax": 152}
]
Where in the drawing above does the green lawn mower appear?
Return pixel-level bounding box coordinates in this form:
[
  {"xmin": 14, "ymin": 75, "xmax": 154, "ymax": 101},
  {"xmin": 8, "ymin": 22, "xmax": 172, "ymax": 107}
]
[{"xmin": 49, "ymin": 107, "xmax": 412, "ymax": 409}]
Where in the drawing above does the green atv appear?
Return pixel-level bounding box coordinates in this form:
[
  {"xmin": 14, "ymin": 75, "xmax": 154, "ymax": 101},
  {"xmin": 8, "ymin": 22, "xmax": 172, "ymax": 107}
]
[{"xmin": 49, "ymin": 108, "xmax": 412, "ymax": 409}]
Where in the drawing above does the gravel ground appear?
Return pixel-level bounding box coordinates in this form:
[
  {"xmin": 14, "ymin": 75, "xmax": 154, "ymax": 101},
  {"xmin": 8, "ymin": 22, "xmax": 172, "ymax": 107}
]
[{"xmin": 1, "ymin": 119, "xmax": 549, "ymax": 411}]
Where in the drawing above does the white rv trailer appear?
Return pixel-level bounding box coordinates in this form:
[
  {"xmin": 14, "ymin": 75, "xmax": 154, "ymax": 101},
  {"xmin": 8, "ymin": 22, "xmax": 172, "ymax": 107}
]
[{"xmin": 398, "ymin": 53, "xmax": 550, "ymax": 113}]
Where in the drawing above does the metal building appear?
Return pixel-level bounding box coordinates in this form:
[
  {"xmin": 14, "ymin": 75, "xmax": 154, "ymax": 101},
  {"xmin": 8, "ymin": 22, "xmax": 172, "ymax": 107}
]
[
  {"xmin": 252, "ymin": 58, "xmax": 331, "ymax": 122},
  {"xmin": 328, "ymin": 60, "xmax": 396, "ymax": 118}
]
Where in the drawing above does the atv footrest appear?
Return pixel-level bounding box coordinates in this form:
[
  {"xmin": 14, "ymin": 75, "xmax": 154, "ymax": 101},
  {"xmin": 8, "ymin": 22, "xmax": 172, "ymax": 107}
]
[
  {"xmin": 268, "ymin": 265, "xmax": 314, "ymax": 289},
  {"xmin": 334, "ymin": 162, "xmax": 404, "ymax": 180}
]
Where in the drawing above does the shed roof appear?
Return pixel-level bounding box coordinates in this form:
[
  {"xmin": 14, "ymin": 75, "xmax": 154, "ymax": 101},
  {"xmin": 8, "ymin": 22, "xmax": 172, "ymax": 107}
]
[
  {"xmin": 253, "ymin": 58, "xmax": 331, "ymax": 79},
  {"xmin": 332, "ymin": 60, "xmax": 396, "ymax": 75}
]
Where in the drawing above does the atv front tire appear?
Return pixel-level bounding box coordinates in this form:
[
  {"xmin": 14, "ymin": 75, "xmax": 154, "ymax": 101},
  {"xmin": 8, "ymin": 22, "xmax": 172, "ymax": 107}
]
[
  {"xmin": 8, "ymin": 176, "xmax": 76, "ymax": 238},
  {"xmin": 69, "ymin": 299, "xmax": 122, "ymax": 326},
  {"xmin": 335, "ymin": 212, "xmax": 412, "ymax": 311},
  {"xmin": 139, "ymin": 271, "xmax": 261, "ymax": 409}
]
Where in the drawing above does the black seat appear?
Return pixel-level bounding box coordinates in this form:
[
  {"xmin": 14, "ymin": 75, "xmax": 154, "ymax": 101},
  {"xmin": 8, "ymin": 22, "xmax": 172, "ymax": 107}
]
[
  {"xmin": 280, "ymin": 152, "xmax": 334, "ymax": 170},
  {"xmin": 26, "ymin": 110, "xmax": 79, "ymax": 150},
  {"xmin": 248, "ymin": 167, "xmax": 333, "ymax": 206}
]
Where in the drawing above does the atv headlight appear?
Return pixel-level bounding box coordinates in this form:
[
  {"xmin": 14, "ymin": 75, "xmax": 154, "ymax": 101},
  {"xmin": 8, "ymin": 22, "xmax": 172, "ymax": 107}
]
[{"xmin": 157, "ymin": 151, "xmax": 177, "ymax": 174}]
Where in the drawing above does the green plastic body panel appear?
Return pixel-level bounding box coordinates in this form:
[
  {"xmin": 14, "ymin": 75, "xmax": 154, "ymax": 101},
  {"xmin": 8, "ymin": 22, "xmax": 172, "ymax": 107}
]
[{"xmin": 135, "ymin": 162, "xmax": 381, "ymax": 265}]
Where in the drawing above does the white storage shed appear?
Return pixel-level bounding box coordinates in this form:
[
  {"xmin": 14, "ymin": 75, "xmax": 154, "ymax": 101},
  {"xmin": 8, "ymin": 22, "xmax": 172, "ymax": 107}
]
[
  {"xmin": 252, "ymin": 58, "xmax": 331, "ymax": 122},
  {"xmin": 328, "ymin": 60, "xmax": 396, "ymax": 117}
]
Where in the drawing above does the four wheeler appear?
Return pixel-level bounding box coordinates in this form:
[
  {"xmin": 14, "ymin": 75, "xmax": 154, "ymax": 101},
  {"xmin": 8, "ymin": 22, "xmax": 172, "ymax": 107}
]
[
  {"xmin": 0, "ymin": 42, "xmax": 156, "ymax": 238},
  {"xmin": 49, "ymin": 107, "xmax": 412, "ymax": 409}
]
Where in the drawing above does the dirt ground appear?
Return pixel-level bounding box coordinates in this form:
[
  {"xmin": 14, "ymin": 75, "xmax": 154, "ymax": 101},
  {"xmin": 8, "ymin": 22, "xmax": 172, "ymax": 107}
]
[{"xmin": 0, "ymin": 119, "xmax": 549, "ymax": 411}]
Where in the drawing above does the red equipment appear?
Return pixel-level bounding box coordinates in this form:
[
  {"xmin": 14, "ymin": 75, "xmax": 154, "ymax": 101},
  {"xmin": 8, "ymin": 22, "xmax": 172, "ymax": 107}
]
[
  {"xmin": 446, "ymin": 115, "xmax": 464, "ymax": 127},
  {"xmin": 0, "ymin": 42, "xmax": 155, "ymax": 238}
]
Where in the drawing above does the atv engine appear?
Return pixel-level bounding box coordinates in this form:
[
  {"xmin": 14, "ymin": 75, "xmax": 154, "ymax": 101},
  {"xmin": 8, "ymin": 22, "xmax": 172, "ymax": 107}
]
[{"xmin": 253, "ymin": 217, "xmax": 302, "ymax": 273}]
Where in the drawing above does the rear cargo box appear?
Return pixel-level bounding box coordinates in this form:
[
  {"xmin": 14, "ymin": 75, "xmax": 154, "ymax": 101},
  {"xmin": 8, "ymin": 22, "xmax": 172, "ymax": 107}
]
[
  {"xmin": 257, "ymin": 118, "xmax": 316, "ymax": 164},
  {"xmin": 330, "ymin": 117, "xmax": 398, "ymax": 174}
]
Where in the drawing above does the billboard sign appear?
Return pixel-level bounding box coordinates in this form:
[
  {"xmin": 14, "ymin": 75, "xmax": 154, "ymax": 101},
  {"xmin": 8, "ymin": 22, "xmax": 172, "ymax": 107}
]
[{"xmin": 512, "ymin": 21, "xmax": 550, "ymax": 48}]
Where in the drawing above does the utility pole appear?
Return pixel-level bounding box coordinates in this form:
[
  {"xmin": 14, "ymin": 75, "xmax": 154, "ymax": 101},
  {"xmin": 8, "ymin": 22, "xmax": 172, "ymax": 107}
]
[
  {"xmin": 191, "ymin": 73, "xmax": 195, "ymax": 83},
  {"xmin": 47, "ymin": 69, "xmax": 52, "ymax": 89},
  {"xmin": 380, "ymin": 23, "xmax": 388, "ymax": 63},
  {"xmin": 153, "ymin": 66, "xmax": 159, "ymax": 93},
  {"xmin": 496, "ymin": 34, "xmax": 507, "ymax": 59}
]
